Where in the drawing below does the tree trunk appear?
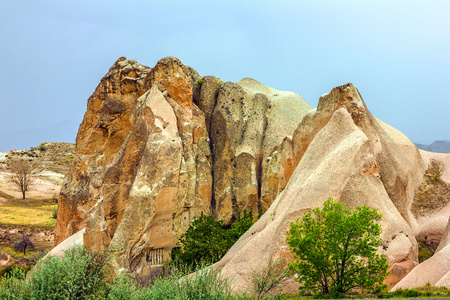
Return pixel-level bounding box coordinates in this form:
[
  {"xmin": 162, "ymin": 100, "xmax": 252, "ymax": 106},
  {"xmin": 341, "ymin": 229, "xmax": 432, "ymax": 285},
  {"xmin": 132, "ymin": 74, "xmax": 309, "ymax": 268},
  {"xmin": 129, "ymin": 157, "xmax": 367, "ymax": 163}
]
[{"xmin": 22, "ymin": 191, "xmax": 26, "ymax": 199}]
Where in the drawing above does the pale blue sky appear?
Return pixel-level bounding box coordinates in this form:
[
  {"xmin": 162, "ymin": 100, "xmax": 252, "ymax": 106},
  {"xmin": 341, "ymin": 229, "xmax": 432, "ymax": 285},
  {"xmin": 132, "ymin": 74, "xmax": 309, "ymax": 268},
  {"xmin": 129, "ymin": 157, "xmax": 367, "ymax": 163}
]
[{"xmin": 0, "ymin": 0, "xmax": 449, "ymax": 151}]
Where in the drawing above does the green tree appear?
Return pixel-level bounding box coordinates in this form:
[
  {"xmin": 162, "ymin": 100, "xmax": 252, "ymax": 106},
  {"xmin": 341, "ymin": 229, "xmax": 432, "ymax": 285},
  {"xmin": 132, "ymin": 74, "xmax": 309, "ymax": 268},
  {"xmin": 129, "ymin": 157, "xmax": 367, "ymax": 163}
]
[
  {"xmin": 227, "ymin": 208, "xmax": 254, "ymax": 246},
  {"xmin": 175, "ymin": 213, "xmax": 229, "ymax": 266},
  {"xmin": 286, "ymin": 198, "xmax": 388, "ymax": 298},
  {"xmin": 174, "ymin": 209, "xmax": 255, "ymax": 267}
]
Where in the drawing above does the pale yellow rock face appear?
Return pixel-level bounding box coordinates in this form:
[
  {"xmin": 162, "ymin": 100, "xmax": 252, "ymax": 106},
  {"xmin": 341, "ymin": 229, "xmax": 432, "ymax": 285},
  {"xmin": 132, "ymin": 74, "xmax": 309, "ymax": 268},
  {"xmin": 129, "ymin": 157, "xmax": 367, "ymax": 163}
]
[
  {"xmin": 215, "ymin": 83, "xmax": 425, "ymax": 292},
  {"xmin": 44, "ymin": 228, "xmax": 85, "ymax": 260},
  {"xmin": 210, "ymin": 78, "xmax": 312, "ymax": 222}
]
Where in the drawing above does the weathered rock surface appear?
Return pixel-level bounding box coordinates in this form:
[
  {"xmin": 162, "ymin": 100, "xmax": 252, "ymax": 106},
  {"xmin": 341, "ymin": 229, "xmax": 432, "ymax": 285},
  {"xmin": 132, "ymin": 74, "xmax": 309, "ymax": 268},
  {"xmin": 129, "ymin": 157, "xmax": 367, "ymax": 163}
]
[
  {"xmin": 79, "ymin": 58, "xmax": 212, "ymax": 278},
  {"xmin": 214, "ymin": 83, "xmax": 425, "ymax": 291},
  {"xmin": 412, "ymin": 153, "xmax": 450, "ymax": 253},
  {"xmin": 208, "ymin": 78, "xmax": 312, "ymax": 221},
  {"xmin": 57, "ymin": 58, "xmax": 310, "ymax": 251},
  {"xmin": 55, "ymin": 56, "xmax": 311, "ymax": 278},
  {"xmin": 393, "ymin": 217, "xmax": 450, "ymax": 290},
  {"xmin": 55, "ymin": 57, "xmax": 151, "ymax": 245}
]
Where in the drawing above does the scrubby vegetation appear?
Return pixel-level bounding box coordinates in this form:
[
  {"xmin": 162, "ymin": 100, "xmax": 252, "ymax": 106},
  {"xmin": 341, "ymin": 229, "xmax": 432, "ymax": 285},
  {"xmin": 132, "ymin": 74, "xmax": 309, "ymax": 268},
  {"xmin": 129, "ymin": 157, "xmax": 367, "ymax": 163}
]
[
  {"xmin": 172, "ymin": 209, "xmax": 254, "ymax": 267},
  {"xmin": 2, "ymin": 200, "xmax": 450, "ymax": 299},
  {"xmin": 0, "ymin": 246, "xmax": 236, "ymax": 300},
  {"xmin": 2, "ymin": 247, "xmax": 448, "ymax": 300}
]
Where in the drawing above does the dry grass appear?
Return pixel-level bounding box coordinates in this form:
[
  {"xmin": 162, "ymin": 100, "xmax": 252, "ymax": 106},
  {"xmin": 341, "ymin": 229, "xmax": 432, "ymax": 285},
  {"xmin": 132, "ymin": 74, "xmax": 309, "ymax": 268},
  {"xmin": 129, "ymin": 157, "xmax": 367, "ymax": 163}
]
[{"xmin": 0, "ymin": 204, "xmax": 57, "ymax": 227}]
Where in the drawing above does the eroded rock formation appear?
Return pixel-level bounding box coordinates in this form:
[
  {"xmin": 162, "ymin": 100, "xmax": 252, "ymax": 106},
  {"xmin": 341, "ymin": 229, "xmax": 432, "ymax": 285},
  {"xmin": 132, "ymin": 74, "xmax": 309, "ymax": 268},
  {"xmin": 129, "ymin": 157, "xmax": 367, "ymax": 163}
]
[
  {"xmin": 393, "ymin": 217, "xmax": 450, "ymax": 290},
  {"xmin": 55, "ymin": 57, "xmax": 151, "ymax": 245},
  {"xmin": 214, "ymin": 83, "xmax": 426, "ymax": 291},
  {"xmin": 206, "ymin": 78, "xmax": 312, "ymax": 222},
  {"xmin": 54, "ymin": 57, "xmax": 446, "ymax": 290},
  {"xmin": 55, "ymin": 56, "xmax": 310, "ymax": 276}
]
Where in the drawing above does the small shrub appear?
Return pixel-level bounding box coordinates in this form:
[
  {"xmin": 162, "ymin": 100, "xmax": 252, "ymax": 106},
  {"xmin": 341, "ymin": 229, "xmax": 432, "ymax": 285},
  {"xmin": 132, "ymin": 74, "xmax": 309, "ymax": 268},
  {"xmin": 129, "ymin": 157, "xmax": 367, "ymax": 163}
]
[
  {"xmin": 52, "ymin": 206, "xmax": 58, "ymax": 219},
  {"xmin": 0, "ymin": 266, "xmax": 31, "ymax": 278},
  {"xmin": 418, "ymin": 241, "xmax": 434, "ymax": 262},
  {"xmin": 13, "ymin": 233, "xmax": 35, "ymax": 255},
  {"xmin": 430, "ymin": 159, "xmax": 445, "ymax": 183},
  {"xmin": 251, "ymin": 259, "xmax": 289, "ymax": 299},
  {"xmin": 38, "ymin": 145, "xmax": 46, "ymax": 151},
  {"xmin": 197, "ymin": 79, "xmax": 203, "ymax": 88},
  {"xmin": 106, "ymin": 273, "xmax": 139, "ymax": 300},
  {"xmin": 140, "ymin": 265, "xmax": 232, "ymax": 300}
]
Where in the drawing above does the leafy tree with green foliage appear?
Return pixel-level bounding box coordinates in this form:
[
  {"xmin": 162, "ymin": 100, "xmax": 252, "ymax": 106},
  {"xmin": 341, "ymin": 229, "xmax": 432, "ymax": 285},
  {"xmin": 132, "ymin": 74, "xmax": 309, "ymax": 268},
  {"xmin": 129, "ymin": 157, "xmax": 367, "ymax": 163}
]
[
  {"xmin": 174, "ymin": 213, "xmax": 229, "ymax": 266},
  {"xmin": 174, "ymin": 209, "xmax": 255, "ymax": 267},
  {"xmin": 286, "ymin": 198, "xmax": 388, "ymax": 298},
  {"xmin": 227, "ymin": 208, "xmax": 254, "ymax": 246}
]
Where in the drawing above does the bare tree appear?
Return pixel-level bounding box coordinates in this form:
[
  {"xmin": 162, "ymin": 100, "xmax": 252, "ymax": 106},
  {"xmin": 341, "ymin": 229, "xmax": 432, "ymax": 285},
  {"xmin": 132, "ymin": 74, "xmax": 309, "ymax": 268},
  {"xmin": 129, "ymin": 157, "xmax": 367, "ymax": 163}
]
[
  {"xmin": 14, "ymin": 231, "xmax": 35, "ymax": 255},
  {"xmin": 8, "ymin": 159, "xmax": 36, "ymax": 199}
]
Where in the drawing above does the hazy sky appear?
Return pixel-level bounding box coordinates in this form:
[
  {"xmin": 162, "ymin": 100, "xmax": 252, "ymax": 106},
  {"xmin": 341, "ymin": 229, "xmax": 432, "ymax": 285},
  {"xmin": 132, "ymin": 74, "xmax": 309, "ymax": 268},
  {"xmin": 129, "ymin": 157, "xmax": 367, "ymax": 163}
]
[{"xmin": 1, "ymin": 0, "xmax": 449, "ymax": 151}]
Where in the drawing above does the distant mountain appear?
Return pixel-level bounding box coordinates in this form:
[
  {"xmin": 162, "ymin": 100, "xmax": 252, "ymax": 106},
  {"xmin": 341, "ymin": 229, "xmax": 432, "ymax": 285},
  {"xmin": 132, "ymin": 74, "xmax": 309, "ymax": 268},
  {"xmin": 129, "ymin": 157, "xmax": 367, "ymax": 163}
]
[
  {"xmin": 0, "ymin": 120, "xmax": 79, "ymax": 152},
  {"xmin": 415, "ymin": 140, "xmax": 450, "ymax": 153}
]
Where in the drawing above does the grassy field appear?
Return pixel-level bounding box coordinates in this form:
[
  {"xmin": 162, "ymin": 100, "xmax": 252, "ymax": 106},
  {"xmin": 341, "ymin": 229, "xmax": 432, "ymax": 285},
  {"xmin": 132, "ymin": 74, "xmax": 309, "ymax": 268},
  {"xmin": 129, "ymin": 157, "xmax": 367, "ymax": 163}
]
[{"xmin": 0, "ymin": 204, "xmax": 57, "ymax": 227}]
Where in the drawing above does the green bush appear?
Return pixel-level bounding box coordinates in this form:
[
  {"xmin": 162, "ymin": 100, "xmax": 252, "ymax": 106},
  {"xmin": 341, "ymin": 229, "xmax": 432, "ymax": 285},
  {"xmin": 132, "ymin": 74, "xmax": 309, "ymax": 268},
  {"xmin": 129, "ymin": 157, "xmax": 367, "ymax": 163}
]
[
  {"xmin": 173, "ymin": 209, "xmax": 255, "ymax": 267},
  {"xmin": 28, "ymin": 246, "xmax": 111, "ymax": 299},
  {"xmin": 106, "ymin": 273, "xmax": 140, "ymax": 300},
  {"xmin": 0, "ymin": 267, "xmax": 31, "ymax": 299},
  {"xmin": 0, "ymin": 266, "xmax": 31, "ymax": 278},
  {"xmin": 139, "ymin": 266, "xmax": 232, "ymax": 300},
  {"xmin": 379, "ymin": 285, "xmax": 450, "ymax": 299}
]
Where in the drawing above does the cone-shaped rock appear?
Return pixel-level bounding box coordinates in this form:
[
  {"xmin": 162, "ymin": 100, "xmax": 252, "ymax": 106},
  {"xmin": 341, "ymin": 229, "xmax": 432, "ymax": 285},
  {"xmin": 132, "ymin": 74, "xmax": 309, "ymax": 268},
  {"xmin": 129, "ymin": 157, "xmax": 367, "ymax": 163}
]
[{"xmin": 214, "ymin": 83, "xmax": 425, "ymax": 291}]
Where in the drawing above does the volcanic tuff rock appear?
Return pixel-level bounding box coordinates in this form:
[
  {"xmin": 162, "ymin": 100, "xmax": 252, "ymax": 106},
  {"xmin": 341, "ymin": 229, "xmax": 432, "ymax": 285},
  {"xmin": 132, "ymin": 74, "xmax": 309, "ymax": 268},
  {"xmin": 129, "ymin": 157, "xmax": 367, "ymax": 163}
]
[
  {"xmin": 392, "ymin": 216, "xmax": 450, "ymax": 290},
  {"xmin": 214, "ymin": 83, "xmax": 426, "ymax": 291},
  {"xmin": 54, "ymin": 56, "xmax": 447, "ymax": 289},
  {"xmin": 55, "ymin": 56, "xmax": 311, "ymax": 275},
  {"xmin": 206, "ymin": 78, "xmax": 312, "ymax": 222},
  {"xmin": 55, "ymin": 57, "xmax": 151, "ymax": 245}
]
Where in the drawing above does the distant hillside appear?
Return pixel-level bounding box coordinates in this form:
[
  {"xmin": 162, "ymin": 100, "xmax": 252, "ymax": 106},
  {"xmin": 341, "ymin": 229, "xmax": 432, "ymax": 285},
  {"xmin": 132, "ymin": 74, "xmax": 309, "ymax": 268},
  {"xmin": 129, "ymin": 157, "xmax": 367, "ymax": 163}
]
[
  {"xmin": 0, "ymin": 120, "xmax": 78, "ymax": 152},
  {"xmin": 415, "ymin": 140, "xmax": 450, "ymax": 153}
]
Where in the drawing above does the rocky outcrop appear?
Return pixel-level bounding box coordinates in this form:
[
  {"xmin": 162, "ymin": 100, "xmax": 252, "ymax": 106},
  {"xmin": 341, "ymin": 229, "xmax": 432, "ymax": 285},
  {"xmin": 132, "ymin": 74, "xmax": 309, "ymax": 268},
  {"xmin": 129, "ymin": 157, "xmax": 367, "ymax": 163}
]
[
  {"xmin": 55, "ymin": 57, "xmax": 151, "ymax": 245},
  {"xmin": 392, "ymin": 217, "xmax": 450, "ymax": 290},
  {"xmin": 78, "ymin": 58, "xmax": 212, "ymax": 278},
  {"xmin": 207, "ymin": 78, "xmax": 312, "ymax": 221},
  {"xmin": 214, "ymin": 83, "xmax": 425, "ymax": 291},
  {"xmin": 55, "ymin": 56, "xmax": 440, "ymax": 289},
  {"xmin": 411, "ymin": 153, "xmax": 450, "ymax": 255},
  {"xmin": 56, "ymin": 57, "xmax": 311, "ymax": 249}
]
